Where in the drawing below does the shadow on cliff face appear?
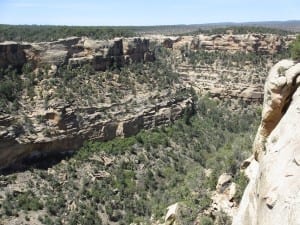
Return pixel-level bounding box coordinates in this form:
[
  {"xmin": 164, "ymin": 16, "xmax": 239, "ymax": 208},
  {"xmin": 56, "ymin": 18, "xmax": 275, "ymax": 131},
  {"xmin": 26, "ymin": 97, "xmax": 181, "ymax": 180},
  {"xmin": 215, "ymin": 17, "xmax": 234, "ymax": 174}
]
[{"xmin": 0, "ymin": 151, "xmax": 74, "ymax": 175}]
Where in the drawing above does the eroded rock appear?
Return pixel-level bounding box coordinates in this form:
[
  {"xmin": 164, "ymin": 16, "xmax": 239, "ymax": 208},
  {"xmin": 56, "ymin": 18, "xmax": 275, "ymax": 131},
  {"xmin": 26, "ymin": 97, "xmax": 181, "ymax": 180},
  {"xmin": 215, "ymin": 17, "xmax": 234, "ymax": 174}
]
[
  {"xmin": 0, "ymin": 97, "xmax": 193, "ymax": 169},
  {"xmin": 0, "ymin": 36, "xmax": 154, "ymax": 72},
  {"xmin": 233, "ymin": 60, "xmax": 300, "ymax": 225},
  {"xmin": 253, "ymin": 59, "xmax": 300, "ymax": 160},
  {"xmin": 206, "ymin": 173, "xmax": 238, "ymax": 219},
  {"xmin": 164, "ymin": 203, "xmax": 180, "ymax": 225}
]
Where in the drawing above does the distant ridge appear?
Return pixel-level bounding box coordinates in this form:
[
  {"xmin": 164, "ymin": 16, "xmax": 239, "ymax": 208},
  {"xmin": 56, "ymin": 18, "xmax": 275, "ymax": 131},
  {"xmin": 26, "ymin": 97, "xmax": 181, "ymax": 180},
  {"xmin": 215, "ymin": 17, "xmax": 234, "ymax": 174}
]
[
  {"xmin": 134, "ymin": 20, "xmax": 300, "ymax": 35},
  {"xmin": 201, "ymin": 20, "xmax": 300, "ymax": 31},
  {"xmin": 1, "ymin": 20, "xmax": 299, "ymax": 38}
]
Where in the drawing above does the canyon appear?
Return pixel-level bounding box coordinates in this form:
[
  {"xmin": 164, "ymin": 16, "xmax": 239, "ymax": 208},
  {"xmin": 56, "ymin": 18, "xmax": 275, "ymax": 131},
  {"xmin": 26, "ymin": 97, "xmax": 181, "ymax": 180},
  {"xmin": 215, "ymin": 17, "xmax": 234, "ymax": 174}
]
[
  {"xmin": 0, "ymin": 33, "xmax": 295, "ymax": 169},
  {"xmin": 0, "ymin": 30, "xmax": 299, "ymax": 224},
  {"xmin": 0, "ymin": 36, "xmax": 191, "ymax": 169}
]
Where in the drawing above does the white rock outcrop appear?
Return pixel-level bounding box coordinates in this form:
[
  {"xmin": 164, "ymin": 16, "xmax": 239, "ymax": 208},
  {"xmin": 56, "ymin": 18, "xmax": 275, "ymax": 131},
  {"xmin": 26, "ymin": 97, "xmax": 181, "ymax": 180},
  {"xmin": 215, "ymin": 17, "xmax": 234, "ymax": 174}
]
[
  {"xmin": 233, "ymin": 60, "xmax": 300, "ymax": 225},
  {"xmin": 207, "ymin": 173, "xmax": 238, "ymax": 218},
  {"xmin": 164, "ymin": 203, "xmax": 180, "ymax": 225}
]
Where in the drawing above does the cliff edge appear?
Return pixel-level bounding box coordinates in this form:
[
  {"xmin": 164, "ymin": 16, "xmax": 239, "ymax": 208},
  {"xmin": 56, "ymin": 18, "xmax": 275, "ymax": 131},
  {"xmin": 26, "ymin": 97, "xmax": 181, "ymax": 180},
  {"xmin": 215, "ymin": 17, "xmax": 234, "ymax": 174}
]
[{"xmin": 233, "ymin": 60, "xmax": 300, "ymax": 225}]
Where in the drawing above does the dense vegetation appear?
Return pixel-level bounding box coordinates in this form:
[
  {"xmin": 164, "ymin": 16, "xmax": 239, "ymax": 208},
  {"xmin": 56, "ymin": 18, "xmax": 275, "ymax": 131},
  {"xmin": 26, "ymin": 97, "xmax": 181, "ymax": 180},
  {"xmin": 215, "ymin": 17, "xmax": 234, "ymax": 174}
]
[
  {"xmin": 0, "ymin": 25, "xmax": 135, "ymax": 42},
  {"xmin": 0, "ymin": 45, "xmax": 179, "ymax": 114},
  {"xmin": 0, "ymin": 97, "xmax": 260, "ymax": 225},
  {"xmin": 0, "ymin": 67, "xmax": 23, "ymax": 111},
  {"xmin": 290, "ymin": 35, "xmax": 300, "ymax": 61},
  {"xmin": 187, "ymin": 50, "xmax": 270, "ymax": 67},
  {"xmin": 185, "ymin": 26, "xmax": 295, "ymax": 36},
  {"xmin": 0, "ymin": 24, "xmax": 295, "ymax": 42}
]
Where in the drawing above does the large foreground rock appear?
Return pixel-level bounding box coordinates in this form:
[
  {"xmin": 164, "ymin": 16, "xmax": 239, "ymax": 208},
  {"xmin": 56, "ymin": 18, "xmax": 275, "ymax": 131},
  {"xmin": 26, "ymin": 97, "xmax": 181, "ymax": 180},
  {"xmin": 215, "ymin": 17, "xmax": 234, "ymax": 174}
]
[{"xmin": 233, "ymin": 60, "xmax": 300, "ymax": 225}]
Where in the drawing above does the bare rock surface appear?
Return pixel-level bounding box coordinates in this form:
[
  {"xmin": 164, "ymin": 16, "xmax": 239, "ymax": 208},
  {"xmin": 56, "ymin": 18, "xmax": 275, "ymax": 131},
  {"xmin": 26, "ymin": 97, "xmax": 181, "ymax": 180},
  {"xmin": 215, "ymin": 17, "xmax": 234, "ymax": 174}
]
[
  {"xmin": 233, "ymin": 60, "xmax": 300, "ymax": 225},
  {"xmin": 206, "ymin": 173, "xmax": 238, "ymax": 219},
  {"xmin": 164, "ymin": 203, "xmax": 180, "ymax": 225}
]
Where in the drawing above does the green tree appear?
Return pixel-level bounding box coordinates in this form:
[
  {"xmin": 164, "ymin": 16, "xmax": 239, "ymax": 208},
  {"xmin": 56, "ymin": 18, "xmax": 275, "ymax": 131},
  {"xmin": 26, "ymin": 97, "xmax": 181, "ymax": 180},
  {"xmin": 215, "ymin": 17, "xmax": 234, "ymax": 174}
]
[{"xmin": 290, "ymin": 35, "xmax": 300, "ymax": 61}]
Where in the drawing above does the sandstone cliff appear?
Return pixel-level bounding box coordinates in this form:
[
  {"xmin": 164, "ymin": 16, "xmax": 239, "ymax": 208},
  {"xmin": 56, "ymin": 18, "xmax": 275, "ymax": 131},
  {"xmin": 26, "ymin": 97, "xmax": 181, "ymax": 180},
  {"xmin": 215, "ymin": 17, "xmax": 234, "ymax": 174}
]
[
  {"xmin": 233, "ymin": 60, "xmax": 300, "ymax": 225},
  {"xmin": 149, "ymin": 33, "xmax": 295, "ymax": 54},
  {"xmin": 0, "ymin": 37, "xmax": 195, "ymax": 169},
  {"xmin": 0, "ymin": 36, "xmax": 155, "ymax": 71},
  {"xmin": 1, "ymin": 33, "xmax": 293, "ymax": 104},
  {"xmin": 0, "ymin": 96, "xmax": 192, "ymax": 169},
  {"xmin": 0, "ymin": 33, "xmax": 292, "ymax": 169},
  {"xmin": 148, "ymin": 33, "xmax": 295, "ymax": 103}
]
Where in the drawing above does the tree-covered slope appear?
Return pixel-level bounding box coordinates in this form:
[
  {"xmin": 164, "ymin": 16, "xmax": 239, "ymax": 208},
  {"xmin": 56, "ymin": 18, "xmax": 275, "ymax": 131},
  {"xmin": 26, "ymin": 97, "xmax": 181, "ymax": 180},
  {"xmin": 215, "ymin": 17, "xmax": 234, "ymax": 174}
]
[{"xmin": 0, "ymin": 97, "xmax": 260, "ymax": 225}]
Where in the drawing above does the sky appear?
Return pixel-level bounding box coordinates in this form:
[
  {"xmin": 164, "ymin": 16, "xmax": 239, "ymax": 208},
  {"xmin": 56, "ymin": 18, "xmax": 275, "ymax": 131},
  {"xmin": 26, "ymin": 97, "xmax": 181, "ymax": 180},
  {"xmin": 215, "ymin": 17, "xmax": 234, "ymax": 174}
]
[{"xmin": 0, "ymin": 0, "xmax": 299, "ymax": 26}]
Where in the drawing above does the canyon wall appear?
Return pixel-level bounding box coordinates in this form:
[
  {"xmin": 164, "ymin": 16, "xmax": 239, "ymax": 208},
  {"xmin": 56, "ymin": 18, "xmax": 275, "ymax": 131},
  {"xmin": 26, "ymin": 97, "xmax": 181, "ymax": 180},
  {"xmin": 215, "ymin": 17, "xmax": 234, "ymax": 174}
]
[
  {"xmin": 175, "ymin": 34, "xmax": 295, "ymax": 103},
  {"xmin": 0, "ymin": 96, "xmax": 192, "ymax": 169},
  {"xmin": 0, "ymin": 37, "xmax": 155, "ymax": 71},
  {"xmin": 150, "ymin": 33, "xmax": 295, "ymax": 102},
  {"xmin": 0, "ymin": 37, "xmax": 191, "ymax": 169},
  {"xmin": 0, "ymin": 34, "xmax": 294, "ymax": 169},
  {"xmin": 154, "ymin": 33, "xmax": 295, "ymax": 53},
  {"xmin": 1, "ymin": 34, "xmax": 294, "ymax": 72}
]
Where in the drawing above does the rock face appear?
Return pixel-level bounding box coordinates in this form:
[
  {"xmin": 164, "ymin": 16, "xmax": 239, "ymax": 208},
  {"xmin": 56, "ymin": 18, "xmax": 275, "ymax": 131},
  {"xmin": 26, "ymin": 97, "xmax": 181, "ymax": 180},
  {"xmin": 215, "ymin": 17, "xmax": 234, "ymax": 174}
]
[
  {"xmin": 0, "ymin": 36, "xmax": 197, "ymax": 170},
  {"xmin": 233, "ymin": 60, "xmax": 300, "ymax": 225},
  {"xmin": 146, "ymin": 34, "xmax": 295, "ymax": 103},
  {"xmin": 0, "ymin": 41, "xmax": 29, "ymax": 70},
  {"xmin": 0, "ymin": 37, "xmax": 155, "ymax": 71},
  {"xmin": 0, "ymin": 97, "xmax": 192, "ymax": 169},
  {"xmin": 0, "ymin": 34, "xmax": 293, "ymax": 169},
  {"xmin": 150, "ymin": 34, "xmax": 295, "ymax": 54},
  {"xmin": 177, "ymin": 65, "xmax": 265, "ymax": 103},
  {"xmin": 148, "ymin": 34, "xmax": 295, "ymax": 103},
  {"xmin": 0, "ymin": 34, "xmax": 294, "ymax": 104}
]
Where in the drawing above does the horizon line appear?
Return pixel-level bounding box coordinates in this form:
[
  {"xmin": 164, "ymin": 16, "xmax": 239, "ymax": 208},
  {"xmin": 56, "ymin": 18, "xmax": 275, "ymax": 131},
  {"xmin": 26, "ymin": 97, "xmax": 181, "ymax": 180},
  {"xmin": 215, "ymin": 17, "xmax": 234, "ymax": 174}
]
[{"xmin": 1, "ymin": 19, "xmax": 300, "ymax": 27}]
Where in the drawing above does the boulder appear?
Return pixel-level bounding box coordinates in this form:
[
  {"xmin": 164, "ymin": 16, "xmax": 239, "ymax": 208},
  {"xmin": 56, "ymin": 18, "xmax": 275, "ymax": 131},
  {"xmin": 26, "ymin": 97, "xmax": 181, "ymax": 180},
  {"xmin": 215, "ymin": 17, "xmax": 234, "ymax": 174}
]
[
  {"xmin": 216, "ymin": 173, "xmax": 232, "ymax": 193},
  {"xmin": 207, "ymin": 173, "xmax": 238, "ymax": 218},
  {"xmin": 165, "ymin": 203, "xmax": 180, "ymax": 225}
]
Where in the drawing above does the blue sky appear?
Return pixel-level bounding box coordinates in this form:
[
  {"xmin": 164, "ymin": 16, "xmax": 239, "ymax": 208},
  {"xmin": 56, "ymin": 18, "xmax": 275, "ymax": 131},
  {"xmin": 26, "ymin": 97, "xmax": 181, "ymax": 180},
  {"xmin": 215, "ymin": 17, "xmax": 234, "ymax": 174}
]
[{"xmin": 1, "ymin": 0, "xmax": 299, "ymax": 26}]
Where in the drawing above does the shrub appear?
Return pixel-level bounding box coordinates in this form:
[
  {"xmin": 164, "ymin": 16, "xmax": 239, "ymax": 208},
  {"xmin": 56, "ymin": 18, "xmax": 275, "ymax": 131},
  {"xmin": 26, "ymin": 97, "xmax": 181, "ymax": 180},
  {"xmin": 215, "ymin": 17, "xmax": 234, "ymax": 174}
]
[
  {"xmin": 200, "ymin": 216, "xmax": 214, "ymax": 225},
  {"xmin": 233, "ymin": 171, "xmax": 249, "ymax": 203},
  {"xmin": 290, "ymin": 35, "xmax": 300, "ymax": 61}
]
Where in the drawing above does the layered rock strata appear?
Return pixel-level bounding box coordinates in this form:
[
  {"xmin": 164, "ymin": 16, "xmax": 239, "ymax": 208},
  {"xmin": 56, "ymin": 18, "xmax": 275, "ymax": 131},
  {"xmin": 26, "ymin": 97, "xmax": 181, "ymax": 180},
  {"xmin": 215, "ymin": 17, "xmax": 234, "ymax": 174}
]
[
  {"xmin": 150, "ymin": 34, "xmax": 295, "ymax": 54},
  {"xmin": 0, "ymin": 37, "xmax": 155, "ymax": 71},
  {"xmin": 0, "ymin": 96, "xmax": 192, "ymax": 169}
]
